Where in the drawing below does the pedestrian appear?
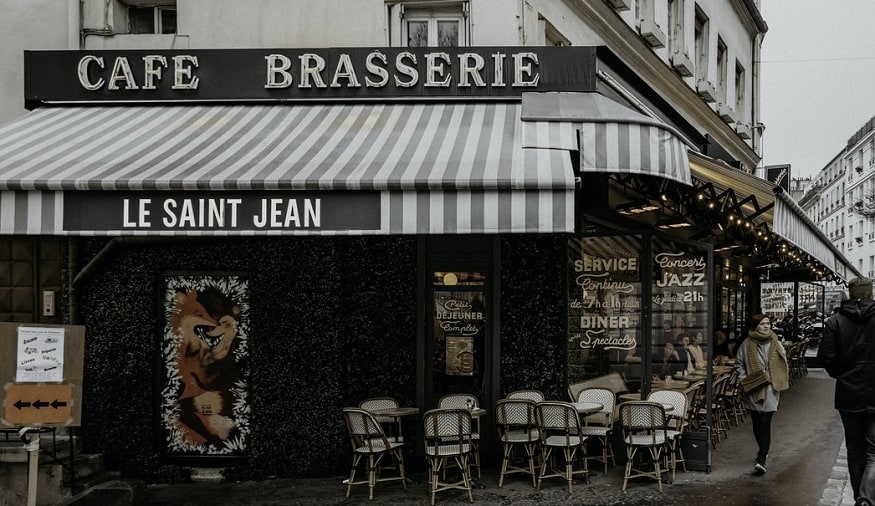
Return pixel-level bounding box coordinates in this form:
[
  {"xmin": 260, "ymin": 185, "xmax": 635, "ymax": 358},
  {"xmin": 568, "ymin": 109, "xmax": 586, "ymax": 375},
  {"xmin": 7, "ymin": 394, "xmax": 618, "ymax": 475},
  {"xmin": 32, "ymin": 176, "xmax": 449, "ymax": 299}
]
[
  {"xmin": 734, "ymin": 313, "xmax": 790, "ymax": 475},
  {"xmin": 818, "ymin": 277, "xmax": 875, "ymax": 506}
]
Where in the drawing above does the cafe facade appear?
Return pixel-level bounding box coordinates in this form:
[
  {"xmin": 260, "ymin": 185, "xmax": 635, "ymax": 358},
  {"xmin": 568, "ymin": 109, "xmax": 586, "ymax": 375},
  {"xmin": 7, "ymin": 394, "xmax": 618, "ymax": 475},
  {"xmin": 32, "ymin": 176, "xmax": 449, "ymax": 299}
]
[{"xmin": 0, "ymin": 40, "xmax": 857, "ymax": 478}]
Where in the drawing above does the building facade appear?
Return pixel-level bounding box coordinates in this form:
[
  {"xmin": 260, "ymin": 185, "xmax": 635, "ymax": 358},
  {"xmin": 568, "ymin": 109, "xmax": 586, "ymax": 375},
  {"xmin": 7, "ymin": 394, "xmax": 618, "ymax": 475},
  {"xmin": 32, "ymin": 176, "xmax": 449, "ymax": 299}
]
[{"xmin": 0, "ymin": 0, "xmax": 855, "ymax": 485}]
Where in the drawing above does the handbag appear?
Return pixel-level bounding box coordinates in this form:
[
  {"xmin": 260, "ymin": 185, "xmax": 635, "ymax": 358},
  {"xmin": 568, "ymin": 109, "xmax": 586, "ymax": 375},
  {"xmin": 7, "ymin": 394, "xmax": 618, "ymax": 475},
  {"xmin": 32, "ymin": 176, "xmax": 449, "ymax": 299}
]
[{"xmin": 740, "ymin": 369, "xmax": 771, "ymax": 393}]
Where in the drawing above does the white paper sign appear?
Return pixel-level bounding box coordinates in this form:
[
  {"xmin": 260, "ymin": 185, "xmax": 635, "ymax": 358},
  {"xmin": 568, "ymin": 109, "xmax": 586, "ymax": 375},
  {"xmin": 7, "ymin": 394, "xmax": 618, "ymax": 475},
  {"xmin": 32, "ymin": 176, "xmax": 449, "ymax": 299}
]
[{"xmin": 16, "ymin": 326, "xmax": 65, "ymax": 382}]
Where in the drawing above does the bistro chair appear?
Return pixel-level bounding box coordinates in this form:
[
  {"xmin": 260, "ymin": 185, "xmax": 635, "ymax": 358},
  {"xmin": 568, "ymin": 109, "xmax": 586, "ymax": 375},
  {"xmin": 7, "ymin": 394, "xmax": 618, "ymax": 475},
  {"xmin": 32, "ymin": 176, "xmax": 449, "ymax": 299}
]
[
  {"xmin": 619, "ymin": 401, "xmax": 670, "ymax": 492},
  {"xmin": 342, "ymin": 407, "xmax": 407, "ymax": 501},
  {"xmin": 506, "ymin": 389, "xmax": 545, "ymax": 403},
  {"xmin": 494, "ymin": 398, "xmax": 540, "ymax": 488},
  {"xmin": 647, "ymin": 389, "xmax": 688, "ymax": 480},
  {"xmin": 438, "ymin": 393, "xmax": 482, "ymax": 478},
  {"xmin": 575, "ymin": 387, "xmax": 616, "ymax": 474},
  {"xmin": 359, "ymin": 397, "xmax": 402, "ymax": 440},
  {"xmin": 534, "ymin": 401, "xmax": 589, "ymax": 494},
  {"xmin": 423, "ymin": 408, "xmax": 475, "ymax": 505}
]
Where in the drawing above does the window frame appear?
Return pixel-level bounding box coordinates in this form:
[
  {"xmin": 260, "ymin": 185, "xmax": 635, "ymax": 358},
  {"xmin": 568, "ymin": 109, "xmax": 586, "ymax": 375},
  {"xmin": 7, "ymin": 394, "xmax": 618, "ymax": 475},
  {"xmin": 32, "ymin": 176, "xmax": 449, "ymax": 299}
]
[{"xmin": 400, "ymin": 2, "xmax": 468, "ymax": 47}]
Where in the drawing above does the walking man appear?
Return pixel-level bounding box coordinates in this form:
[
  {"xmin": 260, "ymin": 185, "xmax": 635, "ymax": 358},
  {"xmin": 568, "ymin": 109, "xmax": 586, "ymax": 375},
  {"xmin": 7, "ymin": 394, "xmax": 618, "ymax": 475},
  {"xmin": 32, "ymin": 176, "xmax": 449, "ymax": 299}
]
[{"xmin": 819, "ymin": 277, "xmax": 875, "ymax": 506}]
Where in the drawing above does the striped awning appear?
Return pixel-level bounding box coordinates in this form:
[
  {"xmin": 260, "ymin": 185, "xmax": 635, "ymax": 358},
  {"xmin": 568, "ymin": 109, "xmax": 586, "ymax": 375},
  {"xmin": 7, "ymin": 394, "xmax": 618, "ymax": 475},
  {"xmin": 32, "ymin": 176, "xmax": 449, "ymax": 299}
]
[
  {"xmin": 521, "ymin": 92, "xmax": 693, "ymax": 186},
  {"xmin": 689, "ymin": 152, "xmax": 859, "ymax": 280},
  {"xmin": 0, "ymin": 103, "xmax": 575, "ymax": 235}
]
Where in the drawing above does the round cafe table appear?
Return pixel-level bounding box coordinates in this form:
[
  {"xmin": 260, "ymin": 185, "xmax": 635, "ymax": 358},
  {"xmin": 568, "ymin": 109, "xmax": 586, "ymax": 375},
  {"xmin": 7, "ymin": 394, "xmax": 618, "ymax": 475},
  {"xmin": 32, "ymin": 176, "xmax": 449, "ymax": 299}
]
[
  {"xmin": 572, "ymin": 402, "xmax": 603, "ymax": 416},
  {"xmin": 370, "ymin": 407, "xmax": 420, "ymax": 442}
]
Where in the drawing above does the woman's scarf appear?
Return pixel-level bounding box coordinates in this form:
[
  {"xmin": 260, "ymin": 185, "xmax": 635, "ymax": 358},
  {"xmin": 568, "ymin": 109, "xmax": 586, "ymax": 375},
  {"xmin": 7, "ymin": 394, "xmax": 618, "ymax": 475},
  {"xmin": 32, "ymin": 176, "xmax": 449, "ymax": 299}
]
[{"xmin": 746, "ymin": 329, "xmax": 790, "ymax": 401}]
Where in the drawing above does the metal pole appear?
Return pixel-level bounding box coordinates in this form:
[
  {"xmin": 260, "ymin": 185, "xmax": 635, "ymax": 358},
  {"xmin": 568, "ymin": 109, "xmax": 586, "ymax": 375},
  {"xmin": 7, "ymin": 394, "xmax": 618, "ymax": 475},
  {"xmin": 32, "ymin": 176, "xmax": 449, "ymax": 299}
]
[{"xmin": 19, "ymin": 427, "xmax": 40, "ymax": 506}]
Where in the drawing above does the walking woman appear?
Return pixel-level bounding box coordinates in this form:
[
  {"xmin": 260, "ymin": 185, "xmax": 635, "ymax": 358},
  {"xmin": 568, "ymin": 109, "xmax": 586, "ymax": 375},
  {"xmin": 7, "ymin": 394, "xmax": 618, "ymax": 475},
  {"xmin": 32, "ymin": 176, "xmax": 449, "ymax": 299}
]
[{"xmin": 734, "ymin": 314, "xmax": 790, "ymax": 475}]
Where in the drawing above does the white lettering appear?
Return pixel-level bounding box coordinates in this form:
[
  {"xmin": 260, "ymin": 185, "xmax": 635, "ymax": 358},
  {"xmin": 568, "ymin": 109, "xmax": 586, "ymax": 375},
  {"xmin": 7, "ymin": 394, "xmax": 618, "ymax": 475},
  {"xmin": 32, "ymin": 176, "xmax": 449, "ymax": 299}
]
[
  {"xmin": 394, "ymin": 52, "xmax": 418, "ymax": 88},
  {"xmin": 365, "ymin": 51, "xmax": 389, "ymax": 87},
  {"xmin": 512, "ymin": 52, "xmax": 539, "ymax": 87},
  {"xmin": 330, "ymin": 54, "xmax": 361, "ymax": 88},
  {"xmin": 424, "ymin": 52, "xmax": 451, "ymax": 87},
  {"xmin": 108, "ymin": 57, "xmax": 138, "ymax": 90},
  {"xmin": 298, "ymin": 53, "xmax": 327, "ymax": 88},
  {"xmin": 458, "ymin": 53, "xmax": 486, "ymax": 87},
  {"xmin": 142, "ymin": 55, "xmax": 167, "ymax": 90},
  {"xmin": 264, "ymin": 54, "xmax": 293, "ymax": 88},
  {"xmin": 77, "ymin": 55, "xmax": 105, "ymax": 91},
  {"xmin": 172, "ymin": 55, "xmax": 199, "ymax": 89}
]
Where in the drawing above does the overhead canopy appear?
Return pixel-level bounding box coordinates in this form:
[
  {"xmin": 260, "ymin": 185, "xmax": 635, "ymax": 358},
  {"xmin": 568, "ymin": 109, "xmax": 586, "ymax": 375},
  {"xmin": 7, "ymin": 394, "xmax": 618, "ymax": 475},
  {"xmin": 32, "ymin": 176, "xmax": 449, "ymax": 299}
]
[
  {"xmin": 0, "ymin": 102, "xmax": 575, "ymax": 235},
  {"xmin": 521, "ymin": 92, "xmax": 693, "ymax": 186},
  {"xmin": 689, "ymin": 152, "xmax": 859, "ymax": 280}
]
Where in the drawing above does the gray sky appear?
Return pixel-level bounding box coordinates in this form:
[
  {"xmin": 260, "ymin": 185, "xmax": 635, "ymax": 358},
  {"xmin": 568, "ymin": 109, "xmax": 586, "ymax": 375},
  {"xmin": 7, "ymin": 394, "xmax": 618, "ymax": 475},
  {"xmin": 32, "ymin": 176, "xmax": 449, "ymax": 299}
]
[{"xmin": 759, "ymin": 0, "xmax": 875, "ymax": 178}]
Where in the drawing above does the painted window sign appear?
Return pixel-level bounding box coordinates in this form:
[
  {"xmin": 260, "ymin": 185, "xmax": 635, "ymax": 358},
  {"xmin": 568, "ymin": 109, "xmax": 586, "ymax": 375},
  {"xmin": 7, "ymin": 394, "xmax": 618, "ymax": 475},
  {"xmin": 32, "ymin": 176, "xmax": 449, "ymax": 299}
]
[
  {"xmin": 567, "ymin": 236, "xmax": 643, "ymax": 382},
  {"xmin": 161, "ymin": 274, "xmax": 249, "ymax": 456}
]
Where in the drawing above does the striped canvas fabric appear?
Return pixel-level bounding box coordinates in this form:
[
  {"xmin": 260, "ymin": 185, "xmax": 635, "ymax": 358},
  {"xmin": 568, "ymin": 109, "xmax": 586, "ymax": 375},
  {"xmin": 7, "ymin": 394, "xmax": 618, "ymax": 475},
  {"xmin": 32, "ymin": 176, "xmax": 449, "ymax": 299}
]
[{"xmin": 0, "ymin": 103, "xmax": 575, "ymax": 235}]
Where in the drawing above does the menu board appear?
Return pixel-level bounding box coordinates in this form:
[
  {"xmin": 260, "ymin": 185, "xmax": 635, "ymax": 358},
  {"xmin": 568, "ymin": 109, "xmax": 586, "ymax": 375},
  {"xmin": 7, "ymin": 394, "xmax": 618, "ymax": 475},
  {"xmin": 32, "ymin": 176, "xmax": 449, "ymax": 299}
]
[{"xmin": 567, "ymin": 236, "xmax": 643, "ymax": 382}]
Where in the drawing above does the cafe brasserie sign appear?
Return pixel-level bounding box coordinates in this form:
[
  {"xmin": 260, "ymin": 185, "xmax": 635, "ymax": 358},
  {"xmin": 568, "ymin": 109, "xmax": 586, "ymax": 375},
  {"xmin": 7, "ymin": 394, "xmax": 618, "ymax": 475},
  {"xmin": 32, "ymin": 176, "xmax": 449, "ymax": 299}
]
[{"xmin": 24, "ymin": 46, "xmax": 596, "ymax": 106}]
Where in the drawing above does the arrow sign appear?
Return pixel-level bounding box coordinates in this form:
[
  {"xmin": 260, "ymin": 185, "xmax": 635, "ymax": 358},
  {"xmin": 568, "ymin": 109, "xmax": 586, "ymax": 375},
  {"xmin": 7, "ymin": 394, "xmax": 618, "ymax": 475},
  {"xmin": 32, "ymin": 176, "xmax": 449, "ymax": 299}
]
[{"xmin": 4, "ymin": 384, "xmax": 73, "ymax": 425}]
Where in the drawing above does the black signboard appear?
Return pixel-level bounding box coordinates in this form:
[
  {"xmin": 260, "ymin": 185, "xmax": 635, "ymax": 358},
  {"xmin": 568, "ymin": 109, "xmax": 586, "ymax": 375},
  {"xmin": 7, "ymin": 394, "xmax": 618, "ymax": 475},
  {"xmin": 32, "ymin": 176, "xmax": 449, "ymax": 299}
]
[
  {"xmin": 25, "ymin": 46, "xmax": 597, "ymax": 107},
  {"xmin": 765, "ymin": 164, "xmax": 791, "ymax": 192},
  {"xmin": 62, "ymin": 191, "xmax": 381, "ymax": 232}
]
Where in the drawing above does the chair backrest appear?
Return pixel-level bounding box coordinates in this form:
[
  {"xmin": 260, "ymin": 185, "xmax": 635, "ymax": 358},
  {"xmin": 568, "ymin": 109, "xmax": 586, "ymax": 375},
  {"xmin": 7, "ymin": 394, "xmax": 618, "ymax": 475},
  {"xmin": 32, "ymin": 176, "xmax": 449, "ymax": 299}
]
[
  {"xmin": 439, "ymin": 393, "xmax": 479, "ymax": 409},
  {"xmin": 535, "ymin": 401, "xmax": 581, "ymax": 437},
  {"xmin": 423, "ymin": 408, "xmax": 473, "ymax": 455},
  {"xmin": 495, "ymin": 399, "xmax": 537, "ymax": 440},
  {"xmin": 506, "ymin": 389, "xmax": 545, "ymax": 403},
  {"xmin": 647, "ymin": 389, "xmax": 687, "ymax": 430},
  {"xmin": 359, "ymin": 397, "xmax": 400, "ymax": 423},
  {"xmin": 343, "ymin": 407, "xmax": 390, "ymax": 451},
  {"xmin": 619, "ymin": 401, "xmax": 667, "ymax": 445},
  {"xmin": 576, "ymin": 387, "xmax": 616, "ymax": 426}
]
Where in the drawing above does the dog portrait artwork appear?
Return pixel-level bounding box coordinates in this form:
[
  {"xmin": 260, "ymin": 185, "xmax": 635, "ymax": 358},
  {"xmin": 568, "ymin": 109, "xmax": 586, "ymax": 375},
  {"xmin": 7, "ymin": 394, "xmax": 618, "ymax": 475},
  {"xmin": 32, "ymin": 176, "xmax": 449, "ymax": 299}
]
[{"xmin": 162, "ymin": 274, "xmax": 249, "ymax": 455}]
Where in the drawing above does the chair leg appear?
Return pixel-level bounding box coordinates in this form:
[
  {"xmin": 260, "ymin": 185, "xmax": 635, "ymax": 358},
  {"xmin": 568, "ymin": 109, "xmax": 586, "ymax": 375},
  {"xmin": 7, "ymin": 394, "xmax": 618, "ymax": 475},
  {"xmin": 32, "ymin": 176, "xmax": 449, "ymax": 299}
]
[{"xmin": 346, "ymin": 453, "xmax": 361, "ymax": 498}]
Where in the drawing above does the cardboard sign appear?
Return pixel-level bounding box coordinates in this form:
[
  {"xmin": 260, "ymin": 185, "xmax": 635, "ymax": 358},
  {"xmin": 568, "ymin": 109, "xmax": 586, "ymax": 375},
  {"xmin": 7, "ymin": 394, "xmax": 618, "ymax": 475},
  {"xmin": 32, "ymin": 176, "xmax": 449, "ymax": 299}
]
[{"xmin": 4, "ymin": 383, "xmax": 73, "ymax": 425}]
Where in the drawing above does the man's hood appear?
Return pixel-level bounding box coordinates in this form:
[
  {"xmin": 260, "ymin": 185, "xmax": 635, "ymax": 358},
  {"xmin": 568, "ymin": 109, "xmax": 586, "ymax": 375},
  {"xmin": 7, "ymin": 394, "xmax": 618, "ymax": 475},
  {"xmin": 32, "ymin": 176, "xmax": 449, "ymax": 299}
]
[{"xmin": 839, "ymin": 298, "xmax": 875, "ymax": 322}]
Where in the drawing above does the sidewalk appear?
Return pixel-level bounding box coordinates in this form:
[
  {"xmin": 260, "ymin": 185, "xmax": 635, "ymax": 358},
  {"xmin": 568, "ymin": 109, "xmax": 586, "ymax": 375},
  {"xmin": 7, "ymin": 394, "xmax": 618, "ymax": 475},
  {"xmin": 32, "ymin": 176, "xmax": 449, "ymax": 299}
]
[{"xmin": 141, "ymin": 369, "xmax": 850, "ymax": 505}]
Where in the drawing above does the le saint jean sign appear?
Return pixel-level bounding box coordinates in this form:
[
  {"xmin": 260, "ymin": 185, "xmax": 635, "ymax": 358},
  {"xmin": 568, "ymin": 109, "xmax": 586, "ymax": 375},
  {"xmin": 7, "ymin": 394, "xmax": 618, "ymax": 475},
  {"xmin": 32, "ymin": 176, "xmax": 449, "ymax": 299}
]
[{"xmin": 24, "ymin": 46, "xmax": 596, "ymax": 106}]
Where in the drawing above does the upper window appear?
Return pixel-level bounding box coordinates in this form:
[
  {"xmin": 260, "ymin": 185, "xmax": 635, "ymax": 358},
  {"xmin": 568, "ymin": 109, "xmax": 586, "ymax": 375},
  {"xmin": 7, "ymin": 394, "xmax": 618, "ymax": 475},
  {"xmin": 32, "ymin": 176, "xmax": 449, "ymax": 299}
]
[
  {"xmin": 716, "ymin": 38, "xmax": 727, "ymax": 103},
  {"xmin": 734, "ymin": 60, "xmax": 745, "ymax": 117},
  {"xmin": 693, "ymin": 7, "xmax": 708, "ymax": 82},
  {"xmin": 402, "ymin": 3, "xmax": 467, "ymax": 47},
  {"xmin": 667, "ymin": 0, "xmax": 684, "ymax": 56},
  {"xmin": 129, "ymin": 6, "xmax": 176, "ymax": 34}
]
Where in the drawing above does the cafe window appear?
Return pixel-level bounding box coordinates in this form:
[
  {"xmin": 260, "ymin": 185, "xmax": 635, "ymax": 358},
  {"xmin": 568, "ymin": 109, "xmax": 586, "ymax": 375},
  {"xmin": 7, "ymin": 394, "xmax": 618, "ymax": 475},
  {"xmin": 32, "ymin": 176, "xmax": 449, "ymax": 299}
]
[
  {"xmin": 431, "ymin": 271, "xmax": 486, "ymax": 398},
  {"xmin": 399, "ymin": 2, "xmax": 468, "ymax": 47},
  {"xmin": 129, "ymin": 6, "xmax": 177, "ymax": 35},
  {"xmin": 567, "ymin": 235, "xmax": 644, "ymax": 388}
]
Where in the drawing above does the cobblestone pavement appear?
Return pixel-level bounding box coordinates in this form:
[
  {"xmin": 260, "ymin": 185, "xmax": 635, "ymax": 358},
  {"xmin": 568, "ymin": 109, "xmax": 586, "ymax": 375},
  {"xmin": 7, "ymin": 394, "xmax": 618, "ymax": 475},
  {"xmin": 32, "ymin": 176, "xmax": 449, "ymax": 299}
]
[{"xmin": 144, "ymin": 369, "xmax": 850, "ymax": 506}]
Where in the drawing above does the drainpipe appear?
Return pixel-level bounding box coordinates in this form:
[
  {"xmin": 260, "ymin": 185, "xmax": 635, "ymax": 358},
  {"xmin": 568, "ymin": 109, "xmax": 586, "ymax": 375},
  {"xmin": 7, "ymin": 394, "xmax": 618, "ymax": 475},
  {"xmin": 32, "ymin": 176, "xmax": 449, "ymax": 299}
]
[{"xmin": 69, "ymin": 236, "xmax": 211, "ymax": 323}]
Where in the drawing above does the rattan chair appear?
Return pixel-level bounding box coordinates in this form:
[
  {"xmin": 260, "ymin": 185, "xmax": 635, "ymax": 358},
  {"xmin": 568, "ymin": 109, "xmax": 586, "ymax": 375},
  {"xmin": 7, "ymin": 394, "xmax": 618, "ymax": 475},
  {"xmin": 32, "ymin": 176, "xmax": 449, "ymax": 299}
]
[
  {"xmin": 494, "ymin": 398, "xmax": 540, "ymax": 487},
  {"xmin": 534, "ymin": 401, "xmax": 589, "ymax": 494},
  {"xmin": 438, "ymin": 393, "xmax": 482, "ymax": 478},
  {"xmin": 359, "ymin": 397, "xmax": 402, "ymax": 440},
  {"xmin": 575, "ymin": 387, "xmax": 616, "ymax": 474},
  {"xmin": 619, "ymin": 401, "xmax": 670, "ymax": 492},
  {"xmin": 647, "ymin": 389, "xmax": 688, "ymax": 480},
  {"xmin": 423, "ymin": 408, "xmax": 475, "ymax": 505},
  {"xmin": 342, "ymin": 407, "xmax": 407, "ymax": 501},
  {"xmin": 506, "ymin": 389, "xmax": 546, "ymax": 403}
]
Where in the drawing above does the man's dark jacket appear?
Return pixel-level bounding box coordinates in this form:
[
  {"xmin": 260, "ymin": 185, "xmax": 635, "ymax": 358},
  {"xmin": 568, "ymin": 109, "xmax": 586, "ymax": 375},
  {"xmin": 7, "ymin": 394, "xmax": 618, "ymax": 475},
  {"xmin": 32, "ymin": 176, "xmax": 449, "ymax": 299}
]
[{"xmin": 818, "ymin": 297, "xmax": 875, "ymax": 411}]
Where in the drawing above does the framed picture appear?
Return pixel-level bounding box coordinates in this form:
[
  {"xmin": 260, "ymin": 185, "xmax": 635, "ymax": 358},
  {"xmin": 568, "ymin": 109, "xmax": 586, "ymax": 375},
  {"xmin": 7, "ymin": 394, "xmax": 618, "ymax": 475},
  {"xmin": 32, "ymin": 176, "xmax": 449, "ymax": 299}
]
[{"xmin": 160, "ymin": 273, "xmax": 250, "ymax": 456}]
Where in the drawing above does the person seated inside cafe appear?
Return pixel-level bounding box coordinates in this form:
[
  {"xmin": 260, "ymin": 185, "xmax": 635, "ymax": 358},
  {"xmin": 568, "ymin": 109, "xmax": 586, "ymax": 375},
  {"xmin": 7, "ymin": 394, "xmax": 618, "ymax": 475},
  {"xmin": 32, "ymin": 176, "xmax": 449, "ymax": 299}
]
[
  {"xmin": 712, "ymin": 329, "xmax": 735, "ymax": 363},
  {"xmin": 659, "ymin": 342, "xmax": 687, "ymax": 377}
]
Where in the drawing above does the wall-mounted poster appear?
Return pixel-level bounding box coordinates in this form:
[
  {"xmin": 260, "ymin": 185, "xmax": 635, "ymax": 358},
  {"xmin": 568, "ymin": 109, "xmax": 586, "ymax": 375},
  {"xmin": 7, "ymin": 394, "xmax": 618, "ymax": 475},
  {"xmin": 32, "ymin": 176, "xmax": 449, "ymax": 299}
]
[{"xmin": 161, "ymin": 274, "xmax": 249, "ymax": 456}]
